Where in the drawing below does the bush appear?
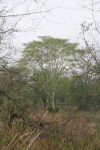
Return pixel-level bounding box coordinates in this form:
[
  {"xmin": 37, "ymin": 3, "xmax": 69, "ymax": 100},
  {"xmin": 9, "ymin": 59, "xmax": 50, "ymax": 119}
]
[{"xmin": 47, "ymin": 106, "xmax": 60, "ymax": 113}]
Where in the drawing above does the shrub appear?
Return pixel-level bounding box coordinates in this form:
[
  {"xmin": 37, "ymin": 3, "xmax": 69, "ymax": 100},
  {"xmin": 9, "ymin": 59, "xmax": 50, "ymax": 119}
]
[{"xmin": 47, "ymin": 106, "xmax": 60, "ymax": 113}]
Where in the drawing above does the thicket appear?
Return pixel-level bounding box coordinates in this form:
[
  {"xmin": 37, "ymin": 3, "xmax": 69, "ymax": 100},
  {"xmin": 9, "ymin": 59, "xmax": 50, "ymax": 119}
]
[{"xmin": 0, "ymin": 108, "xmax": 100, "ymax": 150}]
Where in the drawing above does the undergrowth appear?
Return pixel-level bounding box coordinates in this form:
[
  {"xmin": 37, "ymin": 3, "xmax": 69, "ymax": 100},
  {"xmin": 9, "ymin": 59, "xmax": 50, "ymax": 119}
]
[{"xmin": 0, "ymin": 108, "xmax": 100, "ymax": 150}]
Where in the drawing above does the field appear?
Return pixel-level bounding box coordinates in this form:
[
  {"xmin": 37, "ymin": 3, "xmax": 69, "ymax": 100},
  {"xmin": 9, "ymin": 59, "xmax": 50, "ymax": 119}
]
[{"xmin": 0, "ymin": 107, "xmax": 100, "ymax": 150}]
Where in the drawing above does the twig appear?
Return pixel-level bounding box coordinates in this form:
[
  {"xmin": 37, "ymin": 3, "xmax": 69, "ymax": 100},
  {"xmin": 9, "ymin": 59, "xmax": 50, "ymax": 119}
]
[
  {"xmin": 5, "ymin": 133, "xmax": 19, "ymax": 150},
  {"xmin": 62, "ymin": 111, "xmax": 76, "ymax": 126},
  {"xmin": 22, "ymin": 111, "xmax": 48, "ymax": 146},
  {"xmin": 11, "ymin": 132, "xmax": 32, "ymax": 148},
  {"xmin": 1, "ymin": 146, "xmax": 6, "ymax": 150},
  {"xmin": 21, "ymin": 129, "xmax": 40, "ymax": 146},
  {"xmin": 26, "ymin": 128, "xmax": 44, "ymax": 150}
]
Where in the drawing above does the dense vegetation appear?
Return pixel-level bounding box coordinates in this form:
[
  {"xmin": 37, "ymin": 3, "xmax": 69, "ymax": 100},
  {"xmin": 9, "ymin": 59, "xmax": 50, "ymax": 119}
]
[
  {"xmin": 0, "ymin": 0, "xmax": 100, "ymax": 149},
  {"xmin": 1, "ymin": 36, "xmax": 100, "ymax": 116},
  {"xmin": 0, "ymin": 36, "xmax": 100, "ymax": 149},
  {"xmin": 1, "ymin": 36, "xmax": 100, "ymax": 149}
]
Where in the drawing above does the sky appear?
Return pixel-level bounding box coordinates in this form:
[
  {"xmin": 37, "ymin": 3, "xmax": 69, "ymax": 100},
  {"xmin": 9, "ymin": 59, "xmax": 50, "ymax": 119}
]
[
  {"xmin": 8, "ymin": 0, "xmax": 93, "ymax": 46},
  {"xmin": 1, "ymin": 0, "xmax": 99, "ymax": 62}
]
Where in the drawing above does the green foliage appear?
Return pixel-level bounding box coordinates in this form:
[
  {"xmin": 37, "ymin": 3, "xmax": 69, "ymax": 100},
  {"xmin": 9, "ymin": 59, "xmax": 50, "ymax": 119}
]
[
  {"xmin": 0, "ymin": 133, "xmax": 6, "ymax": 148},
  {"xmin": 47, "ymin": 106, "xmax": 60, "ymax": 113},
  {"xmin": 55, "ymin": 106, "xmax": 60, "ymax": 113},
  {"xmin": 69, "ymin": 71, "xmax": 100, "ymax": 111},
  {"xmin": 0, "ymin": 65, "xmax": 32, "ymax": 129},
  {"xmin": 19, "ymin": 36, "xmax": 82, "ymax": 108},
  {"xmin": 69, "ymin": 74, "xmax": 90, "ymax": 110}
]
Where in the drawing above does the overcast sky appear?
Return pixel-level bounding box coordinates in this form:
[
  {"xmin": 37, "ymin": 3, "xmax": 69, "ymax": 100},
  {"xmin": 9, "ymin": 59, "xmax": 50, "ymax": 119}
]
[
  {"xmin": 10, "ymin": 0, "xmax": 93, "ymax": 46},
  {"xmin": 1, "ymin": 0, "xmax": 99, "ymax": 63}
]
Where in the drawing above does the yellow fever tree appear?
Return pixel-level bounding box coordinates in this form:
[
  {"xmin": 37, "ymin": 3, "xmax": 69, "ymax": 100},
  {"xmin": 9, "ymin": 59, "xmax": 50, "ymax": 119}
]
[{"xmin": 19, "ymin": 36, "xmax": 81, "ymax": 108}]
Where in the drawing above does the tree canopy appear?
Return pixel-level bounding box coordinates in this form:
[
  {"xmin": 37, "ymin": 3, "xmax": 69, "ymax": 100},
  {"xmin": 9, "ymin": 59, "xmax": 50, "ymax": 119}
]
[{"xmin": 18, "ymin": 36, "xmax": 83, "ymax": 108}]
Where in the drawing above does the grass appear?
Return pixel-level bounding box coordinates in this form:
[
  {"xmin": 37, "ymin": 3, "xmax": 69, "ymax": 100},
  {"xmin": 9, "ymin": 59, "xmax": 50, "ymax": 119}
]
[{"xmin": 0, "ymin": 107, "xmax": 100, "ymax": 150}]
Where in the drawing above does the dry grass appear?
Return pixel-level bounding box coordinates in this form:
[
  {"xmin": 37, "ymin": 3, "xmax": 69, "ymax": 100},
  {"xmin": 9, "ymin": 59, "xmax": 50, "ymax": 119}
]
[{"xmin": 0, "ymin": 108, "xmax": 100, "ymax": 150}]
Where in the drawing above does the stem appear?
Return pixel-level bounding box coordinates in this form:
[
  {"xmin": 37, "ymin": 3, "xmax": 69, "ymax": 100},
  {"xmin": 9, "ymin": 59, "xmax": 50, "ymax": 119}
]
[{"xmin": 52, "ymin": 91, "xmax": 55, "ymax": 109}]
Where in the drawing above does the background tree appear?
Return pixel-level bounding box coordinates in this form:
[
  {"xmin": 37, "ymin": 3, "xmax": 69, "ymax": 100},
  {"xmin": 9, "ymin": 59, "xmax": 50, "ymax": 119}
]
[
  {"xmin": 54, "ymin": 76, "xmax": 71, "ymax": 108},
  {"xmin": 0, "ymin": 0, "xmax": 66, "ymax": 128},
  {"xmin": 73, "ymin": 0, "xmax": 100, "ymax": 110},
  {"xmin": 31, "ymin": 68, "xmax": 50, "ymax": 108},
  {"xmin": 77, "ymin": 0, "xmax": 100, "ymax": 74},
  {"xmin": 0, "ymin": 64, "xmax": 30, "ymax": 128},
  {"xmin": 18, "ymin": 36, "xmax": 82, "ymax": 109}
]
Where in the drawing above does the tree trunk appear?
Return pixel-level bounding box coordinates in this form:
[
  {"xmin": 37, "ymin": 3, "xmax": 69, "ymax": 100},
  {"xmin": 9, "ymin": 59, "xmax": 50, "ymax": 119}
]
[
  {"xmin": 42, "ymin": 90, "xmax": 47, "ymax": 109},
  {"xmin": 52, "ymin": 91, "xmax": 55, "ymax": 109},
  {"xmin": 43, "ymin": 100, "xmax": 46, "ymax": 109}
]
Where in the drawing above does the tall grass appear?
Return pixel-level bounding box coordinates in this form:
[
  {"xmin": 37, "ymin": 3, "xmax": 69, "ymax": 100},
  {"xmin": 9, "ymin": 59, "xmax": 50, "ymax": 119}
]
[{"xmin": 0, "ymin": 108, "xmax": 100, "ymax": 150}]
